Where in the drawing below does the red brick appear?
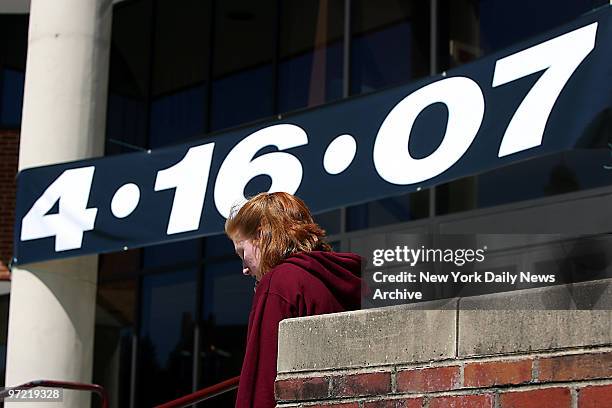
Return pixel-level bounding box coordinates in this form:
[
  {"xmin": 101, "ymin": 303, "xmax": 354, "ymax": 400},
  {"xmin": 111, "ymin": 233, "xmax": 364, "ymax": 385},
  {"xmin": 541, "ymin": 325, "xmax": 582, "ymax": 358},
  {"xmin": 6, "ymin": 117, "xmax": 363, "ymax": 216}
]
[
  {"xmin": 429, "ymin": 394, "xmax": 493, "ymax": 408},
  {"xmin": 274, "ymin": 377, "xmax": 329, "ymax": 401},
  {"xmin": 538, "ymin": 352, "xmax": 612, "ymax": 382},
  {"xmin": 0, "ymin": 130, "xmax": 18, "ymax": 265},
  {"xmin": 308, "ymin": 403, "xmax": 359, "ymax": 408},
  {"xmin": 396, "ymin": 366, "xmax": 460, "ymax": 393},
  {"xmin": 500, "ymin": 387, "xmax": 571, "ymax": 408},
  {"xmin": 464, "ymin": 359, "xmax": 532, "ymax": 387},
  {"xmin": 331, "ymin": 372, "xmax": 391, "ymax": 398},
  {"xmin": 0, "ymin": 261, "xmax": 9, "ymax": 278},
  {"xmin": 578, "ymin": 385, "xmax": 612, "ymax": 408},
  {"xmin": 363, "ymin": 398, "xmax": 423, "ymax": 408}
]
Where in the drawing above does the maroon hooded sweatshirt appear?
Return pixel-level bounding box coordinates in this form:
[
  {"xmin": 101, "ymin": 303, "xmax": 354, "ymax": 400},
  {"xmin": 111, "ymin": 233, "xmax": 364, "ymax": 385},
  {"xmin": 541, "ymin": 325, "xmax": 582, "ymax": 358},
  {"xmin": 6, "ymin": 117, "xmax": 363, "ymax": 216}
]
[{"xmin": 235, "ymin": 251, "xmax": 362, "ymax": 408}]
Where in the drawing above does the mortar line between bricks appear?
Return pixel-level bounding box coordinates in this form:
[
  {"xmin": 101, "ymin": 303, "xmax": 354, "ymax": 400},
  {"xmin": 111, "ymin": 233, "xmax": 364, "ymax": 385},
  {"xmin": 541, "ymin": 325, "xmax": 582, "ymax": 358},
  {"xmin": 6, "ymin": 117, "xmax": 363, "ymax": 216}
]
[
  {"xmin": 283, "ymin": 396, "xmax": 364, "ymax": 406},
  {"xmin": 455, "ymin": 297, "xmax": 460, "ymax": 358},
  {"xmin": 570, "ymin": 387, "xmax": 578, "ymax": 408},
  {"xmin": 280, "ymin": 379, "xmax": 612, "ymax": 406},
  {"xmin": 277, "ymin": 346, "xmax": 612, "ymax": 381},
  {"xmin": 493, "ymin": 391, "xmax": 500, "ymax": 408},
  {"xmin": 455, "ymin": 377, "xmax": 612, "ymax": 395},
  {"xmin": 277, "ymin": 344, "xmax": 612, "ymax": 378},
  {"xmin": 531, "ymin": 358, "xmax": 539, "ymax": 383},
  {"xmin": 409, "ymin": 378, "xmax": 612, "ymax": 399}
]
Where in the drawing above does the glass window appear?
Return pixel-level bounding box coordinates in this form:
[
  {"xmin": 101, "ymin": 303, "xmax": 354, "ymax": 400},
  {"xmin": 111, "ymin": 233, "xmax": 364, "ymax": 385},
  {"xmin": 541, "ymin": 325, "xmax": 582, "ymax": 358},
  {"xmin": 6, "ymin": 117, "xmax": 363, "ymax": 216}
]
[
  {"xmin": 0, "ymin": 69, "xmax": 24, "ymax": 127},
  {"xmin": 204, "ymin": 234, "xmax": 236, "ymax": 259},
  {"xmin": 93, "ymin": 279, "xmax": 137, "ymax": 408},
  {"xmin": 0, "ymin": 14, "xmax": 28, "ymax": 128},
  {"xmin": 436, "ymin": 108, "xmax": 612, "ymax": 214},
  {"xmin": 435, "ymin": 1, "xmax": 611, "ymax": 213},
  {"xmin": 0, "ymin": 15, "xmax": 28, "ymax": 70},
  {"xmin": 106, "ymin": 93, "xmax": 148, "ymax": 154},
  {"xmin": 149, "ymin": 0, "xmax": 210, "ymax": 148},
  {"xmin": 106, "ymin": 0, "xmax": 152, "ymax": 155},
  {"xmin": 477, "ymin": 150, "xmax": 612, "ymax": 209},
  {"xmin": 199, "ymin": 234, "xmax": 252, "ymax": 402},
  {"xmin": 138, "ymin": 269, "xmax": 197, "ymax": 406},
  {"xmin": 210, "ymin": 66, "xmax": 273, "ymax": 131},
  {"xmin": 149, "ymin": 84, "xmax": 206, "ymax": 148},
  {"xmin": 441, "ymin": 0, "xmax": 608, "ymax": 70},
  {"xmin": 278, "ymin": 0, "xmax": 344, "ymax": 113},
  {"xmin": 350, "ymin": 0, "xmax": 430, "ymax": 95},
  {"xmin": 199, "ymin": 258, "xmax": 249, "ymax": 408},
  {"xmin": 435, "ymin": 177, "xmax": 478, "ymax": 216},
  {"xmin": 436, "ymin": 148, "xmax": 612, "ymax": 214},
  {"xmin": 142, "ymin": 239, "xmax": 201, "ymax": 270},
  {"xmin": 99, "ymin": 249, "xmax": 141, "ymax": 281},
  {"xmin": 346, "ymin": 190, "xmax": 429, "ymax": 232},
  {"xmin": 314, "ymin": 209, "xmax": 342, "ymax": 236},
  {"xmin": 0, "ymin": 295, "xmax": 9, "ymax": 388},
  {"xmin": 202, "ymin": 260, "xmax": 251, "ymax": 327},
  {"xmin": 152, "ymin": 0, "xmax": 210, "ymax": 97},
  {"xmin": 210, "ymin": 0, "xmax": 275, "ymax": 131}
]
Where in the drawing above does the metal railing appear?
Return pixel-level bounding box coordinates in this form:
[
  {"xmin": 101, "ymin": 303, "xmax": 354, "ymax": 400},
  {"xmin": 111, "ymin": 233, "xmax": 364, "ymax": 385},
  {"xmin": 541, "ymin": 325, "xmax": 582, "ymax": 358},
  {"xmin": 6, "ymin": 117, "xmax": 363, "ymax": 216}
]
[
  {"xmin": 0, "ymin": 375, "xmax": 239, "ymax": 408},
  {"xmin": 0, "ymin": 379, "xmax": 108, "ymax": 408},
  {"xmin": 154, "ymin": 375, "xmax": 240, "ymax": 408}
]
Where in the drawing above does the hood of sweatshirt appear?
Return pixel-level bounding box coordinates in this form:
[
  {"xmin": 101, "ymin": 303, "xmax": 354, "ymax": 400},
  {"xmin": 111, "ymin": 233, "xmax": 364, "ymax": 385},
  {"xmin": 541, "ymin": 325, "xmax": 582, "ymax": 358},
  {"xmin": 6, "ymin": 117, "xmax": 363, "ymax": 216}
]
[
  {"xmin": 280, "ymin": 250, "xmax": 363, "ymax": 311},
  {"xmin": 235, "ymin": 251, "xmax": 363, "ymax": 408}
]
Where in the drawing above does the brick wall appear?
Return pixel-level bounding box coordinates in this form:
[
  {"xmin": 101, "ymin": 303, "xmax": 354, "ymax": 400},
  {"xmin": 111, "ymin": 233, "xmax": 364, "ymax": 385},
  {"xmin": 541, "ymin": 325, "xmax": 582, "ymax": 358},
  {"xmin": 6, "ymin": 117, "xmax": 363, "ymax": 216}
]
[
  {"xmin": 0, "ymin": 129, "xmax": 19, "ymax": 277},
  {"xmin": 275, "ymin": 349, "xmax": 612, "ymax": 408},
  {"xmin": 276, "ymin": 280, "xmax": 612, "ymax": 408}
]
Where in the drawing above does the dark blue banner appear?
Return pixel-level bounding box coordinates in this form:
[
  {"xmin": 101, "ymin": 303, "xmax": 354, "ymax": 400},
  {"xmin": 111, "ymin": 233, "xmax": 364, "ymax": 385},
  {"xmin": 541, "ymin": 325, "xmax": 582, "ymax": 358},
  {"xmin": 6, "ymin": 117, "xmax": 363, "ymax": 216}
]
[{"xmin": 14, "ymin": 7, "xmax": 612, "ymax": 264}]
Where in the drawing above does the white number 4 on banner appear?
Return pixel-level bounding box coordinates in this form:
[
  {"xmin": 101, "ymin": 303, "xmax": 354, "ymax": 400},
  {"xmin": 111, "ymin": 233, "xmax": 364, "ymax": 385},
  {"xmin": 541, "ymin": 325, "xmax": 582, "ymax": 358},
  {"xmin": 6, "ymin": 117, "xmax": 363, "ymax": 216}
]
[{"xmin": 20, "ymin": 166, "xmax": 98, "ymax": 252}]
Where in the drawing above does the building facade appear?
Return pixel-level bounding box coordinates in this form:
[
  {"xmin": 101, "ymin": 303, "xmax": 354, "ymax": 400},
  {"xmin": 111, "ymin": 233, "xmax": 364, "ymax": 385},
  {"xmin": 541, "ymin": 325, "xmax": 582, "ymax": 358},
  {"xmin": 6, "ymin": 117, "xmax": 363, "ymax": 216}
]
[{"xmin": 0, "ymin": 0, "xmax": 611, "ymax": 407}]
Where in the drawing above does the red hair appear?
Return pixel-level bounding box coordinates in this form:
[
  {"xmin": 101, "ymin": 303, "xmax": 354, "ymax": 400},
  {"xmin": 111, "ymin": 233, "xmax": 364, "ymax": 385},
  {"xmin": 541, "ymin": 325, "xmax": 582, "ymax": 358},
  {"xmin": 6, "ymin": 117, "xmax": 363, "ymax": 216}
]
[{"xmin": 225, "ymin": 192, "xmax": 331, "ymax": 278}]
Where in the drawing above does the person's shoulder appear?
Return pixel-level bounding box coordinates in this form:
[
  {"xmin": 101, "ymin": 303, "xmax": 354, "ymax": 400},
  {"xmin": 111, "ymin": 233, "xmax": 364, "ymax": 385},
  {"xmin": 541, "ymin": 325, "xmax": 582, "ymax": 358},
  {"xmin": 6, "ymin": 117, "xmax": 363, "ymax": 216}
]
[
  {"xmin": 266, "ymin": 261, "xmax": 310, "ymax": 289},
  {"xmin": 246, "ymin": 263, "xmax": 304, "ymax": 309}
]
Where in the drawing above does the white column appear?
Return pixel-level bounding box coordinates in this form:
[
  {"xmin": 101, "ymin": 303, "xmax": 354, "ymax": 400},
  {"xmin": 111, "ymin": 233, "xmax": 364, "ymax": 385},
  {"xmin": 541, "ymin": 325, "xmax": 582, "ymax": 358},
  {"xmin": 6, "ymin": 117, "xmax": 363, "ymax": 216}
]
[{"xmin": 6, "ymin": 1, "xmax": 112, "ymax": 407}]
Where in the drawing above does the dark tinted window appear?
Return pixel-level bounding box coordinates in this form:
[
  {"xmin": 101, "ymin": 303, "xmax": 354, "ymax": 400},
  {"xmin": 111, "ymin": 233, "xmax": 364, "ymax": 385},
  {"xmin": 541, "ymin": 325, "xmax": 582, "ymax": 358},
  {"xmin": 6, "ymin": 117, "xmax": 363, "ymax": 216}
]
[
  {"xmin": 433, "ymin": 0, "xmax": 610, "ymax": 213},
  {"xmin": 199, "ymin": 236, "xmax": 250, "ymax": 406},
  {"xmin": 278, "ymin": 0, "xmax": 344, "ymax": 113},
  {"xmin": 0, "ymin": 69, "xmax": 24, "ymax": 127},
  {"xmin": 142, "ymin": 239, "xmax": 201, "ymax": 270},
  {"xmin": 346, "ymin": 190, "xmax": 429, "ymax": 231},
  {"xmin": 0, "ymin": 14, "xmax": 28, "ymax": 128},
  {"xmin": 350, "ymin": 0, "xmax": 430, "ymax": 95},
  {"xmin": 0, "ymin": 295, "xmax": 9, "ymax": 388},
  {"xmin": 138, "ymin": 269, "xmax": 197, "ymax": 406},
  {"xmin": 478, "ymin": 150, "xmax": 612, "ymax": 209},
  {"xmin": 314, "ymin": 209, "xmax": 342, "ymax": 236},
  {"xmin": 93, "ymin": 279, "xmax": 137, "ymax": 408},
  {"xmin": 210, "ymin": 0, "xmax": 275, "ymax": 131},
  {"xmin": 106, "ymin": 0, "xmax": 152, "ymax": 154},
  {"xmin": 149, "ymin": 0, "xmax": 210, "ymax": 148},
  {"xmin": 441, "ymin": 0, "xmax": 608, "ymax": 69}
]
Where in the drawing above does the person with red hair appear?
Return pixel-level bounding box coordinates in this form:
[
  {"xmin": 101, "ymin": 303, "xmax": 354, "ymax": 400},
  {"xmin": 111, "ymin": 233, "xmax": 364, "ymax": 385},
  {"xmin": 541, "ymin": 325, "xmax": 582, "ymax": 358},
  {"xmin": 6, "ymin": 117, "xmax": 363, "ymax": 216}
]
[{"xmin": 225, "ymin": 192, "xmax": 362, "ymax": 408}]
